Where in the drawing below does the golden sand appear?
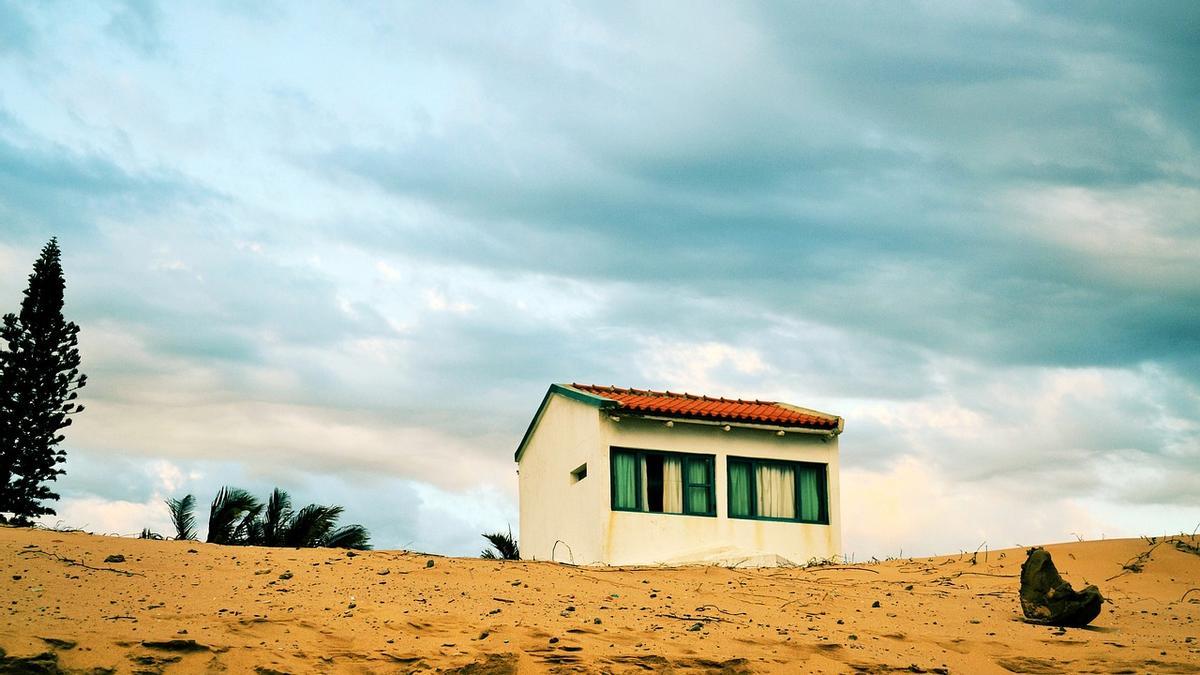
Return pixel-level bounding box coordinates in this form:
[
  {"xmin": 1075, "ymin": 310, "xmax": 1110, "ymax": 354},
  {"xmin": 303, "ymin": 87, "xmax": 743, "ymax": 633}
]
[{"xmin": 2, "ymin": 527, "xmax": 1198, "ymax": 673}]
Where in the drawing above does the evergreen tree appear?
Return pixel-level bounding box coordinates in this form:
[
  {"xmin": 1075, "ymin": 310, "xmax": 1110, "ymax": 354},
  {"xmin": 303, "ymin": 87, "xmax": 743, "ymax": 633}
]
[{"xmin": 0, "ymin": 238, "xmax": 86, "ymax": 525}]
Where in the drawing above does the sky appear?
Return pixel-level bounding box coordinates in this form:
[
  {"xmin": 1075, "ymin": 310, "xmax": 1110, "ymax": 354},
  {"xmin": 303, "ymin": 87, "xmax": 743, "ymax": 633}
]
[{"xmin": 0, "ymin": 1, "xmax": 1197, "ymax": 559}]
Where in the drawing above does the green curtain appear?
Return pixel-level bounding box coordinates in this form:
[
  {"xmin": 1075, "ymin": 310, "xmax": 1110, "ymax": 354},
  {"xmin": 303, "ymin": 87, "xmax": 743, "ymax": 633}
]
[
  {"xmin": 612, "ymin": 451, "xmax": 638, "ymax": 510},
  {"xmin": 684, "ymin": 458, "xmax": 710, "ymax": 514},
  {"xmin": 798, "ymin": 466, "xmax": 821, "ymax": 521},
  {"xmin": 728, "ymin": 461, "xmax": 751, "ymax": 517}
]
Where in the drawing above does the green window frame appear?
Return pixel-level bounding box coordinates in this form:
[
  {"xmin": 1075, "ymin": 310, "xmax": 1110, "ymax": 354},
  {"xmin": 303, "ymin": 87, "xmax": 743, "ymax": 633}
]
[
  {"xmin": 727, "ymin": 457, "xmax": 829, "ymax": 524},
  {"xmin": 610, "ymin": 447, "xmax": 716, "ymax": 517}
]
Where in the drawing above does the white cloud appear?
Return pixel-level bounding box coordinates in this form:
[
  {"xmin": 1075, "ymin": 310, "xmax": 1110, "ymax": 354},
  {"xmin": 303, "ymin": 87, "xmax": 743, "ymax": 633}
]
[
  {"xmin": 635, "ymin": 338, "xmax": 768, "ymax": 393},
  {"xmin": 423, "ymin": 288, "xmax": 476, "ymax": 314}
]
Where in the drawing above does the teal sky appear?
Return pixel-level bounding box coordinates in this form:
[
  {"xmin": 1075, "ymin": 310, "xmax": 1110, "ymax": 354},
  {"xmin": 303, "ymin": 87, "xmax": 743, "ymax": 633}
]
[{"xmin": 1, "ymin": 1, "xmax": 1197, "ymax": 556}]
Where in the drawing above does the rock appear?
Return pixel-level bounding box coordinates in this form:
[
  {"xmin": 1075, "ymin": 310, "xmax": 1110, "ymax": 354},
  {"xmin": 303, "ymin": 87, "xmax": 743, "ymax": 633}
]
[
  {"xmin": 38, "ymin": 637, "xmax": 77, "ymax": 650},
  {"xmin": 871, "ymin": 600, "xmax": 881, "ymax": 608},
  {"xmin": 141, "ymin": 639, "xmax": 210, "ymax": 652},
  {"xmin": 687, "ymin": 622, "xmax": 704, "ymax": 632},
  {"xmin": 425, "ymin": 559, "xmax": 435, "ymax": 568},
  {"xmin": 1019, "ymin": 547, "xmax": 1104, "ymax": 627},
  {"xmin": 103, "ymin": 555, "xmax": 126, "ymax": 564},
  {"xmin": 278, "ymin": 572, "xmax": 293, "ymax": 580},
  {"xmin": 0, "ymin": 648, "xmax": 65, "ymax": 674}
]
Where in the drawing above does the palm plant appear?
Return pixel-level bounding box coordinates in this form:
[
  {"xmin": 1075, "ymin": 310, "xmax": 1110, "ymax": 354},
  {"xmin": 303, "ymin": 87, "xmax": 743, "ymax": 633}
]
[
  {"xmin": 281, "ymin": 504, "xmax": 344, "ymax": 547},
  {"xmin": 323, "ymin": 524, "xmax": 372, "ymax": 549},
  {"xmin": 206, "ymin": 487, "xmax": 263, "ymax": 545},
  {"xmin": 480, "ymin": 527, "xmax": 519, "ymax": 560},
  {"xmin": 260, "ymin": 487, "xmax": 293, "ymax": 547},
  {"xmin": 166, "ymin": 494, "xmax": 197, "ymax": 541},
  {"xmin": 159, "ymin": 486, "xmax": 371, "ymax": 550}
]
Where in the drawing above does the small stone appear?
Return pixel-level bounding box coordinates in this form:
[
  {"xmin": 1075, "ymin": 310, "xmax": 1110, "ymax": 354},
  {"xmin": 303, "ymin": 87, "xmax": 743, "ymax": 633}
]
[
  {"xmin": 871, "ymin": 601, "xmax": 881, "ymax": 608},
  {"xmin": 377, "ymin": 569, "xmax": 390, "ymax": 576},
  {"xmin": 687, "ymin": 622, "xmax": 704, "ymax": 632},
  {"xmin": 837, "ymin": 619, "xmax": 845, "ymax": 625},
  {"xmin": 905, "ymin": 585, "xmax": 914, "ymax": 591},
  {"xmin": 278, "ymin": 572, "xmax": 293, "ymax": 580},
  {"xmin": 593, "ymin": 617, "xmax": 602, "ymax": 625},
  {"xmin": 104, "ymin": 554, "xmax": 126, "ymax": 564},
  {"xmin": 425, "ymin": 559, "xmax": 435, "ymax": 568},
  {"xmin": 549, "ymin": 637, "xmax": 559, "ymax": 644},
  {"xmin": 849, "ymin": 634, "xmax": 858, "ymax": 641}
]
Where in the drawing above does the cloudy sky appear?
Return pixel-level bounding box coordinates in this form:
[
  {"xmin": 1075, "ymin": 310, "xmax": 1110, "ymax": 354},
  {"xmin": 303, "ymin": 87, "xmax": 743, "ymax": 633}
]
[{"xmin": 1, "ymin": 1, "xmax": 1197, "ymax": 558}]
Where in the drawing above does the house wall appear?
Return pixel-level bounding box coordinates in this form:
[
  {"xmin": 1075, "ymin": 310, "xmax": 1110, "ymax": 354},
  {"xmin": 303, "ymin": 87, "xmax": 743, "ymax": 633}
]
[
  {"xmin": 599, "ymin": 415, "xmax": 841, "ymax": 566},
  {"xmin": 517, "ymin": 394, "xmax": 609, "ymax": 564},
  {"xmin": 518, "ymin": 392, "xmax": 842, "ymax": 566}
]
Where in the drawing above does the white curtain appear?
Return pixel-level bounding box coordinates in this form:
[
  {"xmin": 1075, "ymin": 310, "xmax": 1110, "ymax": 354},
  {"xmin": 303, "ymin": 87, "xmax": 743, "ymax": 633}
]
[
  {"xmin": 756, "ymin": 464, "xmax": 795, "ymax": 519},
  {"xmin": 639, "ymin": 458, "xmax": 649, "ymax": 512},
  {"xmin": 662, "ymin": 456, "xmax": 684, "ymax": 513}
]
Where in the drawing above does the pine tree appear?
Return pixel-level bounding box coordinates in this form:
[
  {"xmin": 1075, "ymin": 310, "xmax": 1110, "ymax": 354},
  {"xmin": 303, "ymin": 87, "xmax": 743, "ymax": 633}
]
[{"xmin": 0, "ymin": 238, "xmax": 87, "ymax": 525}]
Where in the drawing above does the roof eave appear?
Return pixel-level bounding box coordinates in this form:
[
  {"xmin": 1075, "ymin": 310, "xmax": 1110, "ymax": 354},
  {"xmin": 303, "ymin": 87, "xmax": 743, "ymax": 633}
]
[{"xmin": 619, "ymin": 413, "xmax": 842, "ymax": 435}]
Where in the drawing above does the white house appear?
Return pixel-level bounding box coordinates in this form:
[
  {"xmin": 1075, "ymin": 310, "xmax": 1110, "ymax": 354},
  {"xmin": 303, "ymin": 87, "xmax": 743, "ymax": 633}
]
[{"xmin": 515, "ymin": 383, "xmax": 843, "ymax": 566}]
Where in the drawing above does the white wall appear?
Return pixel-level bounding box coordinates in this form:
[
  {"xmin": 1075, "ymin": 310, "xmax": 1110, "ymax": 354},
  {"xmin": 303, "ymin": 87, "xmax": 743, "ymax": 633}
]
[
  {"xmin": 517, "ymin": 394, "xmax": 608, "ymax": 563},
  {"xmin": 518, "ymin": 391, "xmax": 842, "ymax": 566}
]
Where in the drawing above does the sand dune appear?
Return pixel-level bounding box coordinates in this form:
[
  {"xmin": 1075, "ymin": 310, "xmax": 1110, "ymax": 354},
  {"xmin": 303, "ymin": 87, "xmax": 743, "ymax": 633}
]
[{"xmin": 1, "ymin": 527, "xmax": 1198, "ymax": 673}]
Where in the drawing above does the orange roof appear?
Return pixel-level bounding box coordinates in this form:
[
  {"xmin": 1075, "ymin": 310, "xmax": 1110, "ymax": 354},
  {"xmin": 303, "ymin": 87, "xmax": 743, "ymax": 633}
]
[{"xmin": 567, "ymin": 383, "xmax": 841, "ymax": 430}]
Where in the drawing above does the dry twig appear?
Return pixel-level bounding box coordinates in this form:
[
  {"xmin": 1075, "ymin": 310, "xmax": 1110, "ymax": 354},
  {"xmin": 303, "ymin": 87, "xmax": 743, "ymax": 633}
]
[{"xmin": 18, "ymin": 549, "xmax": 144, "ymax": 577}]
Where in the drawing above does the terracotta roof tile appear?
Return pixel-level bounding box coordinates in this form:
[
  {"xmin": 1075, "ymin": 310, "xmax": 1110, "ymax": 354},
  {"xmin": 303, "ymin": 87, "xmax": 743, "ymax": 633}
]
[{"xmin": 568, "ymin": 383, "xmax": 840, "ymax": 430}]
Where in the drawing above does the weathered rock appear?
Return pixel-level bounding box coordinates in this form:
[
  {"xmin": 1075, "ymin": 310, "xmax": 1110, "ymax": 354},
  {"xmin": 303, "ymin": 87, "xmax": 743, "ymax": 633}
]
[
  {"xmin": 141, "ymin": 639, "xmax": 210, "ymax": 652},
  {"xmin": 1019, "ymin": 547, "xmax": 1103, "ymax": 626},
  {"xmin": 103, "ymin": 554, "xmax": 126, "ymax": 564},
  {"xmin": 0, "ymin": 648, "xmax": 62, "ymax": 674}
]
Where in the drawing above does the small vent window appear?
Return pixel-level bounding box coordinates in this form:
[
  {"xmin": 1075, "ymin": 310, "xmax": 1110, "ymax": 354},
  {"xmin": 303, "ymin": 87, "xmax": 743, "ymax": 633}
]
[{"xmin": 570, "ymin": 463, "xmax": 588, "ymax": 483}]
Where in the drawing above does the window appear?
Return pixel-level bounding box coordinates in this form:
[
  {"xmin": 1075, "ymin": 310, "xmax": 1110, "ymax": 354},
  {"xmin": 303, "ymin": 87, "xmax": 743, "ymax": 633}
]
[
  {"xmin": 610, "ymin": 448, "xmax": 715, "ymax": 517},
  {"xmin": 570, "ymin": 463, "xmax": 587, "ymax": 482},
  {"xmin": 727, "ymin": 457, "xmax": 828, "ymax": 524}
]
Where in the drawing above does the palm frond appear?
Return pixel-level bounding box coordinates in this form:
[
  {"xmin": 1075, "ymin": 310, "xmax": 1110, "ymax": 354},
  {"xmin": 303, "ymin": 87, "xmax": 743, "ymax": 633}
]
[
  {"xmin": 206, "ymin": 487, "xmax": 262, "ymax": 545},
  {"xmin": 480, "ymin": 549, "xmax": 498, "ymax": 559},
  {"xmin": 282, "ymin": 504, "xmax": 344, "ymax": 547},
  {"xmin": 262, "ymin": 488, "xmax": 293, "ymax": 547},
  {"xmin": 166, "ymin": 494, "xmax": 197, "ymax": 541},
  {"xmin": 480, "ymin": 527, "xmax": 519, "ymax": 560},
  {"xmin": 323, "ymin": 524, "xmax": 372, "ymax": 550}
]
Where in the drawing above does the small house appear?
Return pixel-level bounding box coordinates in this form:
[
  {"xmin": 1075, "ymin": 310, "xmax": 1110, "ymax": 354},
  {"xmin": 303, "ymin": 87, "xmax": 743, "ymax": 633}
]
[{"xmin": 515, "ymin": 383, "xmax": 843, "ymax": 566}]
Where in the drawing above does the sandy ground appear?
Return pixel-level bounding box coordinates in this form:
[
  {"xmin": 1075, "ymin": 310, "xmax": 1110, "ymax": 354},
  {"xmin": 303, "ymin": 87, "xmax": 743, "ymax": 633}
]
[{"xmin": 1, "ymin": 527, "xmax": 1198, "ymax": 674}]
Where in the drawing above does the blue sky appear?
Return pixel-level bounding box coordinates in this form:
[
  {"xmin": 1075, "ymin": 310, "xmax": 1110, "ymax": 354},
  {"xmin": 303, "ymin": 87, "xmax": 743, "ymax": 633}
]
[{"xmin": 1, "ymin": 1, "xmax": 1196, "ymax": 557}]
